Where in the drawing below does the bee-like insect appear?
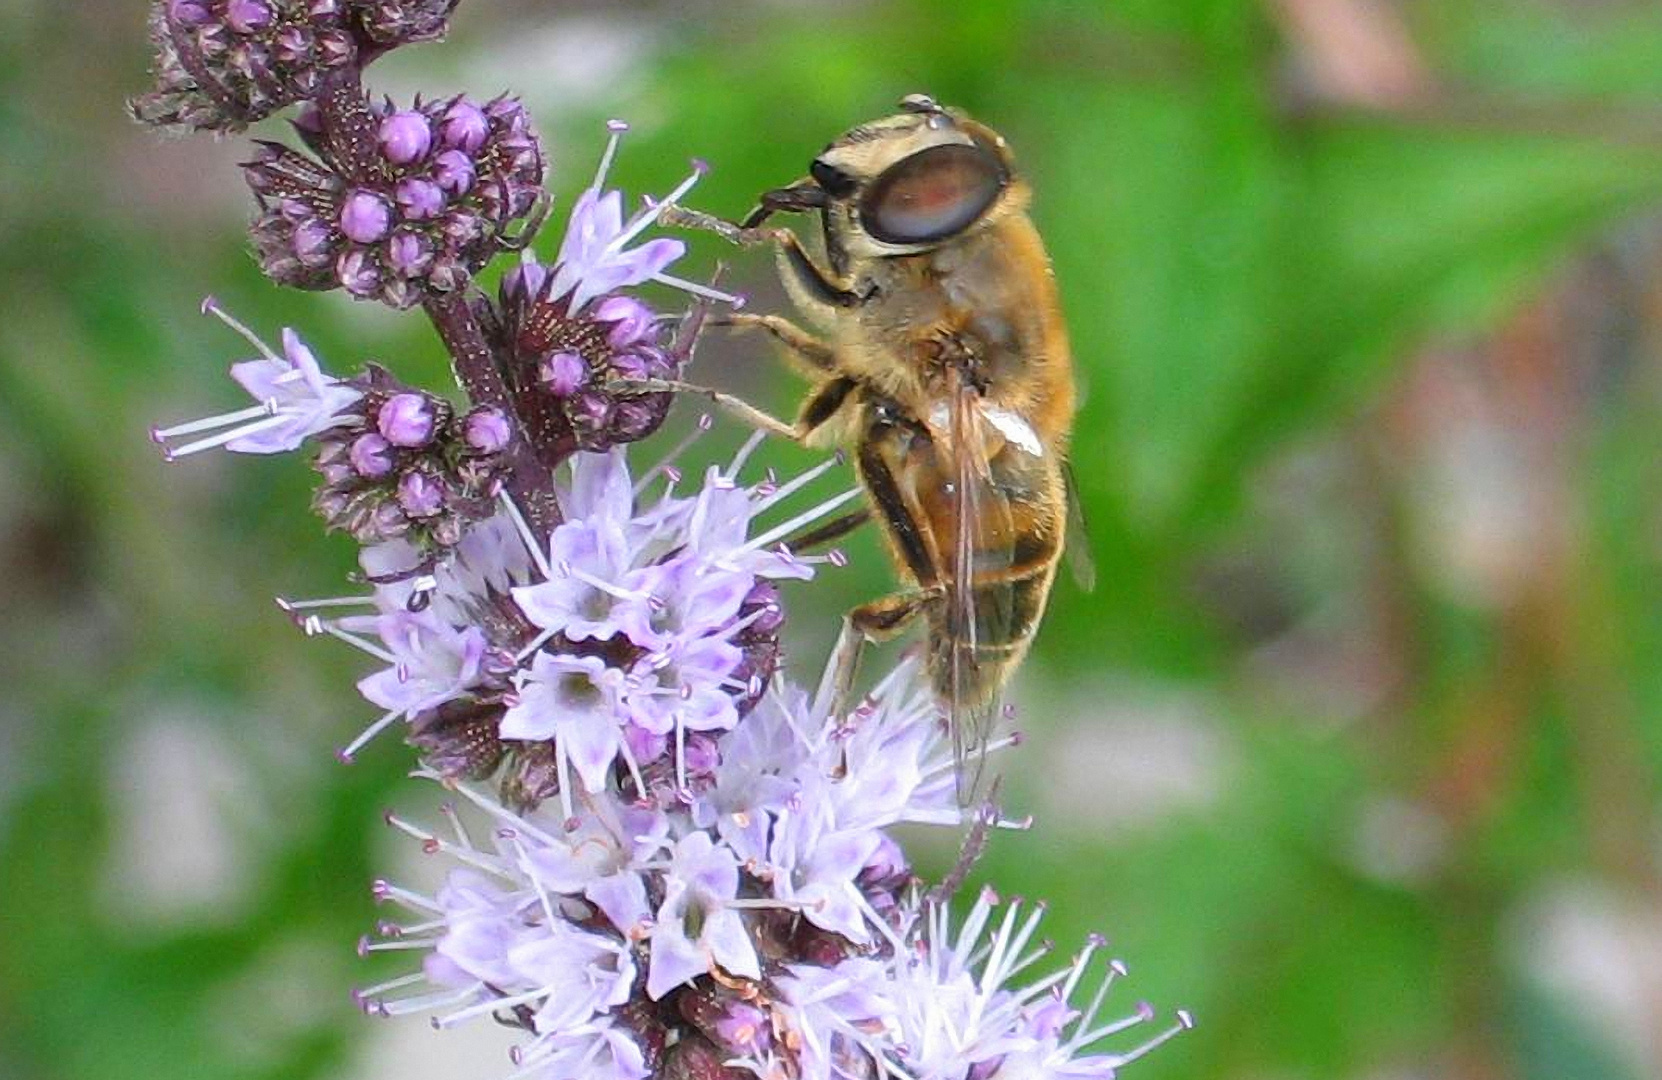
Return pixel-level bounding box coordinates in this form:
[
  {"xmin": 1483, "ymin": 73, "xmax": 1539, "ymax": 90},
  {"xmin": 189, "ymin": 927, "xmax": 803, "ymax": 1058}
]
[{"xmin": 659, "ymin": 94, "xmax": 1090, "ymax": 796}]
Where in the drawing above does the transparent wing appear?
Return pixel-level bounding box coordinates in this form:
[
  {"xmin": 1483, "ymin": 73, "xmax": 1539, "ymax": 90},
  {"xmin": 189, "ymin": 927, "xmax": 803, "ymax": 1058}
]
[
  {"xmin": 944, "ymin": 369, "xmax": 1017, "ymax": 802},
  {"xmin": 1063, "ymin": 462, "xmax": 1098, "ymax": 592}
]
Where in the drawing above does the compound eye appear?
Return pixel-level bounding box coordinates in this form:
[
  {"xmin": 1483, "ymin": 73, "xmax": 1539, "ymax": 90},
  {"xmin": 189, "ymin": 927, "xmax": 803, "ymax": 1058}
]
[{"xmin": 860, "ymin": 143, "xmax": 1006, "ymax": 245}]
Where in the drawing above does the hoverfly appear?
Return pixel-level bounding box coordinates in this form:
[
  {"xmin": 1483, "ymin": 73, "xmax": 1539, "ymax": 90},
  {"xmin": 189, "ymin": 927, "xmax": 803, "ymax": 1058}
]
[{"xmin": 658, "ymin": 94, "xmax": 1091, "ymax": 798}]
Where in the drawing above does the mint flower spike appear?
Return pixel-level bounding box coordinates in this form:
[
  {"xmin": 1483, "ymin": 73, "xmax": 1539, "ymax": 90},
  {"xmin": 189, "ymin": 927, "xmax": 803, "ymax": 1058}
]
[{"xmin": 150, "ymin": 298, "xmax": 360, "ymax": 460}]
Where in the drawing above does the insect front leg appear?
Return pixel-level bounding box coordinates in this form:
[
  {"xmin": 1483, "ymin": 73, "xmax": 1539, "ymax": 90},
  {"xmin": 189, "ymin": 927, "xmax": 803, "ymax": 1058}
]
[
  {"xmin": 715, "ymin": 312, "xmax": 836, "ymax": 374},
  {"xmin": 606, "ymin": 377, "xmax": 801, "ymax": 441},
  {"xmin": 659, "ymin": 206, "xmax": 869, "ymax": 315}
]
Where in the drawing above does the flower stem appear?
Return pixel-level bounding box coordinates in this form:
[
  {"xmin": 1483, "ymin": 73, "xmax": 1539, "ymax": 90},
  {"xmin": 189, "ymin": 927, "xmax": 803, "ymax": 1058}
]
[{"xmin": 424, "ymin": 291, "xmax": 562, "ymax": 541}]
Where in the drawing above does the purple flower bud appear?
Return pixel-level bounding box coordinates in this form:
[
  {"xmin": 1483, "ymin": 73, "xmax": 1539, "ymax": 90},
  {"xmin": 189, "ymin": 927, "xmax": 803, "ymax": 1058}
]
[
  {"xmin": 371, "ymin": 498, "xmax": 409, "ymax": 537},
  {"xmin": 396, "ymin": 471, "xmax": 444, "ymax": 518},
  {"xmin": 439, "ymin": 101, "xmax": 489, "ymax": 153},
  {"xmin": 624, "ymin": 722, "xmax": 667, "ymax": 765},
  {"xmin": 610, "ymin": 396, "xmax": 667, "ymax": 443},
  {"xmin": 387, "ymin": 231, "xmax": 434, "ymax": 277},
  {"xmin": 340, "ymin": 191, "xmax": 392, "ymax": 244},
  {"xmin": 501, "ymin": 258, "xmax": 548, "ymax": 303},
  {"xmin": 683, "ymin": 734, "xmax": 721, "ymax": 777},
  {"xmin": 379, "ymin": 110, "xmax": 433, "ymax": 165},
  {"xmin": 273, "ymin": 26, "xmax": 312, "ymax": 64},
  {"xmin": 349, "ymin": 433, "xmax": 394, "ymax": 478},
  {"xmin": 336, "ymin": 249, "xmax": 382, "ymax": 297},
  {"xmin": 168, "ymin": 0, "xmax": 211, "ymax": 25},
  {"xmin": 309, "ymin": 0, "xmax": 341, "ymax": 17},
  {"xmin": 225, "ymin": 0, "xmax": 273, "ymax": 33},
  {"xmin": 441, "ymin": 210, "xmax": 486, "ymax": 246},
  {"xmin": 463, "ymin": 407, "xmax": 512, "ymax": 454},
  {"xmin": 377, "ymin": 393, "xmax": 436, "ymax": 447},
  {"xmin": 568, "ymin": 391, "xmax": 612, "ymax": 435},
  {"xmin": 539, "ymin": 351, "xmax": 588, "ymax": 398},
  {"xmin": 594, "ymin": 295, "xmax": 657, "ymax": 349},
  {"xmin": 316, "ymin": 28, "xmax": 354, "ymax": 67},
  {"xmin": 609, "ymin": 349, "xmax": 651, "ymax": 381},
  {"xmin": 291, "ymin": 218, "xmax": 335, "ymax": 267},
  {"xmin": 431, "ymin": 149, "xmax": 475, "ymax": 196},
  {"xmin": 396, "ymin": 177, "xmax": 445, "ymax": 221}
]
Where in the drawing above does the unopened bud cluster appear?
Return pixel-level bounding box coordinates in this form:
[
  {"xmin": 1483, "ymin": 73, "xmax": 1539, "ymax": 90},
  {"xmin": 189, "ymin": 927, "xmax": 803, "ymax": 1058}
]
[
  {"xmin": 488, "ymin": 262, "xmax": 682, "ymax": 456},
  {"xmin": 133, "ymin": 0, "xmax": 459, "ymax": 132},
  {"xmin": 311, "ymin": 370, "xmax": 511, "ymax": 547},
  {"xmin": 247, "ymin": 94, "xmax": 544, "ymax": 308}
]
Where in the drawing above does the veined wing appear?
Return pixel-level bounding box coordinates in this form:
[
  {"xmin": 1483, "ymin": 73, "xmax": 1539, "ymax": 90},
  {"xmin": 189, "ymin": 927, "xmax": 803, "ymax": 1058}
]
[
  {"xmin": 942, "ymin": 367, "xmax": 1018, "ymax": 803},
  {"xmin": 1063, "ymin": 462, "xmax": 1097, "ymax": 592}
]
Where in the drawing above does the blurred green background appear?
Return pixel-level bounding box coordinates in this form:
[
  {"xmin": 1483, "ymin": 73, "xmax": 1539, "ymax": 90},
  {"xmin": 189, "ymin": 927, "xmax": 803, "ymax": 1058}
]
[{"xmin": 8, "ymin": 0, "xmax": 1662, "ymax": 1077}]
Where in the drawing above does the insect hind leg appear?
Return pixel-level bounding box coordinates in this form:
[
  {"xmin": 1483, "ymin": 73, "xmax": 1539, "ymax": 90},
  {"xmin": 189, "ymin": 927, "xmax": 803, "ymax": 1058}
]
[{"xmin": 825, "ymin": 587, "xmax": 939, "ymax": 725}]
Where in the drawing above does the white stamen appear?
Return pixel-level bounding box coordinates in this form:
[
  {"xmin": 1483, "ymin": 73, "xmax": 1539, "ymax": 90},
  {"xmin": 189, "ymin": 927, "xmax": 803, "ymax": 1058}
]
[
  {"xmin": 514, "ymin": 626, "xmax": 559, "ymax": 662},
  {"xmin": 726, "ymin": 429, "xmax": 767, "ymax": 479},
  {"xmin": 338, "ymin": 709, "xmax": 400, "ymax": 762},
  {"xmin": 277, "ymin": 594, "xmax": 373, "ymax": 612},
  {"xmin": 603, "ymin": 160, "xmax": 706, "ymax": 257},
  {"xmin": 650, "ymin": 271, "xmax": 744, "ymax": 306},
  {"xmin": 203, "ymin": 298, "xmax": 284, "ymax": 364},
  {"xmin": 751, "ymin": 453, "xmax": 843, "ymax": 514},
  {"xmin": 151, "ymin": 401, "xmax": 276, "ymax": 440},
  {"xmin": 355, "ymin": 972, "xmax": 427, "ymax": 999},
  {"xmin": 313, "ymin": 620, "xmax": 399, "ymax": 664},
  {"xmin": 591, "ymin": 120, "xmax": 628, "ymax": 192},
  {"xmin": 159, "ymin": 412, "xmax": 290, "ymax": 459},
  {"xmin": 634, "ymin": 418, "xmax": 710, "ymax": 496},
  {"xmin": 498, "ymin": 492, "xmax": 553, "ymax": 580},
  {"xmin": 743, "ymin": 486, "xmax": 864, "ymax": 552}
]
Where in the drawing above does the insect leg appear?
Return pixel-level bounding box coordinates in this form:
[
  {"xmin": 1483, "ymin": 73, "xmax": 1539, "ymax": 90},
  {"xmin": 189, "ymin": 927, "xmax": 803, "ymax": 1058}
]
[
  {"xmin": 827, "ymin": 587, "xmax": 940, "ymax": 722},
  {"xmin": 715, "ymin": 312, "xmax": 836, "ymax": 372},
  {"xmin": 609, "ymin": 374, "xmax": 857, "ymax": 448},
  {"xmin": 783, "ymin": 507, "xmax": 871, "ymax": 552},
  {"xmin": 607, "ymin": 378, "xmax": 801, "ymax": 441},
  {"xmin": 658, "ymin": 206, "xmax": 866, "ymax": 313}
]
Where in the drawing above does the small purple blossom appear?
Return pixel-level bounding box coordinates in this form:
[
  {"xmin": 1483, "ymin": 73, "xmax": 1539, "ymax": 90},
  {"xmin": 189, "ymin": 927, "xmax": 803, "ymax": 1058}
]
[
  {"xmin": 501, "ymin": 652, "xmax": 626, "ymax": 796},
  {"xmin": 151, "ymin": 303, "xmax": 360, "ymax": 459}
]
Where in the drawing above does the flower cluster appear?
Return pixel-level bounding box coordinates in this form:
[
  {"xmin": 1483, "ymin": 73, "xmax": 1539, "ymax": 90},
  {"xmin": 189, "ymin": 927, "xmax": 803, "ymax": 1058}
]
[
  {"xmin": 356, "ymin": 655, "xmax": 1191, "ymax": 1080},
  {"xmin": 132, "ymin": 0, "xmax": 459, "ymax": 132},
  {"xmin": 138, "ymin": 4, "xmax": 1190, "ymax": 1079},
  {"xmin": 304, "ymin": 442, "xmax": 850, "ymax": 797},
  {"xmin": 247, "ymin": 93, "xmax": 545, "ymax": 307},
  {"xmin": 309, "ymin": 371, "xmax": 512, "ymax": 547}
]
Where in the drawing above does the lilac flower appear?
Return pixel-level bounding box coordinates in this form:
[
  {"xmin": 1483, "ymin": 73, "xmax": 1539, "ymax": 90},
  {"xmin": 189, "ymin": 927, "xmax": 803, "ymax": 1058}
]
[
  {"xmin": 543, "ymin": 122, "xmax": 716, "ymax": 316},
  {"xmin": 646, "ymin": 832, "xmax": 759, "ymax": 999},
  {"xmin": 500, "ymin": 652, "xmax": 628, "ymax": 794},
  {"xmin": 355, "ymin": 609, "xmax": 488, "ymax": 717},
  {"xmin": 480, "ymin": 124, "xmax": 750, "ymax": 458},
  {"xmin": 151, "ymin": 302, "xmax": 360, "ymax": 459},
  {"xmin": 359, "ymin": 657, "xmax": 1190, "ymax": 1080}
]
